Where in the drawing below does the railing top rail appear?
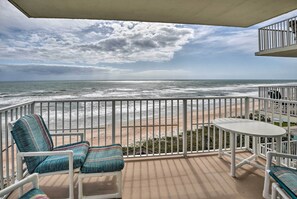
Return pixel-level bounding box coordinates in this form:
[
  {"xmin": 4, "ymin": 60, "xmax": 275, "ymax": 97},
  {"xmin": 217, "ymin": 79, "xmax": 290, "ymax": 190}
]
[
  {"xmin": 258, "ymin": 85, "xmax": 297, "ymax": 88},
  {"xmin": 250, "ymin": 96, "xmax": 297, "ymax": 104},
  {"xmin": 32, "ymin": 96, "xmax": 248, "ymax": 103},
  {"xmin": 259, "ymin": 15, "xmax": 297, "ymax": 30},
  {"xmin": 0, "ymin": 101, "xmax": 34, "ymax": 113}
]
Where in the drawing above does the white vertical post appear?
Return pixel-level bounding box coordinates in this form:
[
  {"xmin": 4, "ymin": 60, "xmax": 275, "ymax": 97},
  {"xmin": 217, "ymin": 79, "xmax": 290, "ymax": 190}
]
[
  {"xmin": 112, "ymin": 101, "xmax": 116, "ymax": 144},
  {"xmin": 287, "ymin": 19, "xmax": 290, "ymax": 46},
  {"xmin": 230, "ymin": 132, "xmax": 236, "ymax": 177},
  {"xmin": 183, "ymin": 99, "xmax": 187, "ymax": 157},
  {"xmin": 30, "ymin": 102, "xmax": 35, "ymax": 114},
  {"xmin": 218, "ymin": 128, "xmax": 222, "ymax": 158},
  {"xmin": 276, "ymin": 137, "xmax": 281, "ymax": 165},
  {"xmin": 245, "ymin": 97, "xmax": 250, "ymax": 150},
  {"xmin": 258, "ymin": 29, "xmax": 261, "ymax": 51}
]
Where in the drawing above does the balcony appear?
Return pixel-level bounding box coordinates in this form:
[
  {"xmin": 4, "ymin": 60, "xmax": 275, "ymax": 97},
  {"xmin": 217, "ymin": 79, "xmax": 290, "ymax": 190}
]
[
  {"xmin": 1, "ymin": 92, "xmax": 297, "ymax": 198},
  {"xmin": 259, "ymin": 86, "xmax": 297, "ymax": 101},
  {"xmin": 8, "ymin": 153, "xmax": 265, "ymax": 199},
  {"xmin": 256, "ymin": 16, "xmax": 297, "ymax": 57}
]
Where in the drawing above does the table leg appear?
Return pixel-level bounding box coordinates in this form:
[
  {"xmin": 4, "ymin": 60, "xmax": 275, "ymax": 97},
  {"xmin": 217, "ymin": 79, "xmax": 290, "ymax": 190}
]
[
  {"xmin": 276, "ymin": 137, "xmax": 281, "ymax": 165},
  {"xmin": 231, "ymin": 132, "xmax": 236, "ymax": 177},
  {"xmin": 218, "ymin": 128, "xmax": 222, "ymax": 158},
  {"xmin": 253, "ymin": 137, "xmax": 258, "ymax": 161}
]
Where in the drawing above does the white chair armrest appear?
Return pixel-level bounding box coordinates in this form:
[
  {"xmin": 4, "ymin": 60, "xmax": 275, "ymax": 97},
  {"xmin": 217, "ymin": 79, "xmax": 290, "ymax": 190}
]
[
  {"xmin": 0, "ymin": 173, "xmax": 39, "ymax": 197},
  {"xmin": 17, "ymin": 150, "xmax": 73, "ymax": 158},
  {"xmin": 266, "ymin": 151, "xmax": 297, "ymax": 170}
]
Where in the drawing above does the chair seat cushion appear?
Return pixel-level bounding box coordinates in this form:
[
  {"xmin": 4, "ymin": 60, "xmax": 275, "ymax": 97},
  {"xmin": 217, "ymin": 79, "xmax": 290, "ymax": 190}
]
[
  {"xmin": 20, "ymin": 188, "xmax": 49, "ymax": 199},
  {"xmin": 81, "ymin": 144, "xmax": 124, "ymax": 173},
  {"xmin": 270, "ymin": 166, "xmax": 297, "ymax": 199},
  {"xmin": 34, "ymin": 141, "xmax": 89, "ymax": 173}
]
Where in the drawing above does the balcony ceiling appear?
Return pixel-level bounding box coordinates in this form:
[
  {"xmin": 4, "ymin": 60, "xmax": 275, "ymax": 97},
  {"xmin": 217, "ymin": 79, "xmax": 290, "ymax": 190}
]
[{"xmin": 8, "ymin": 0, "xmax": 297, "ymax": 27}]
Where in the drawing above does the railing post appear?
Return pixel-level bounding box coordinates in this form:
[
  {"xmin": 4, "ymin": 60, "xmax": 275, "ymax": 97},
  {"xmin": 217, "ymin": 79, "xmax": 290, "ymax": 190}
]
[
  {"xmin": 287, "ymin": 19, "xmax": 290, "ymax": 46},
  {"xmin": 258, "ymin": 29, "xmax": 261, "ymax": 51},
  {"xmin": 0, "ymin": 112, "xmax": 3, "ymax": 189},
  {"xmin": 244, "ymin": 97, "xmax": 250, "ymax": 150},
  {"xmin": 112, "ymin": 101, "xmax": 116, "ymax": 144},
  {"xmin": 30, "ymin": 102, "xmax": 35, "ymax": 114},
  {"xmin": 183, "ymin": 99, "xmax": 187, "ymax": 157}
]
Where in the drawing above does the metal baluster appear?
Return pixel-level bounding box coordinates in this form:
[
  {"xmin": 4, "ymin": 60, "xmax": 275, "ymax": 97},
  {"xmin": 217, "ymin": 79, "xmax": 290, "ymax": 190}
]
[
  {"xmin": 77, "ymin": 102, "xmax": 79, "ymax": 140},
  {"xmin": 140, "ymin": 100, "xmax": 142, "ymax": 156},
  {"xmin": 152, "ymin": 100, "xmax": 155, "ymax": 155},
  {"xmin": 47, "ymin": 102, "xmax": 50, "ymax": 130},
  {"xmin": 159, "ymin": 100, "xmax": 161, "ymax": 155},
  {"xmin": 146, "ymin": 100, "xmax": 149, "ymax": 156},
  {"xmin": 133, "ymin": 101, "xmax": 136, "ymax": 157},
  {"xmin": 202, "ymin": 99, "xmax": 205, "ymax": 152},
  {"xmin": 91, "ymin": 101, "xmax": 94, "ymax": 146},
  {"xmin": 62, "ymin": 102, "xmax": 64, "ymax": 145},
  {"xmin": 0, "ymin": 112, "xmax": 3, "ymax": 189},
  {"xmin": 120, "ymin": 101, "xmax": 122, "ymax": 146},
  {"xmin": 213, "ymin": 99, "xmax": 216, "ymax": 151},
  {"xmin": 207, "ymin": 99, "xmax": 210, "ymax": 152},
  {"xmin": 127, "ymin": 101, "xmax": 129, "ymax": 156},
  {"xmin": 5, "ymin": 112, "xmax": 9, "ymax": 186},
  {"xmin": 171, "ymin": 100, "xmax": 173, "ymax": 154},
  {"xmin": 177, "ymin": 100, "xmax": 179, "ymax": 154},
  {"xmin": 84, "ymin": 102, "xmax": 87, "ymax": 145},
  {"xmin": 98, "ymin": 101, "xmax": 100, "ymax": 146},
  {"xmin": 165, "ymin": 100, "xmax": 167, "ymax": 155},
  {"xmin": 196, "ymin": 99, "xmax": 199, "ymax": 152},
  {"xmin": 10, "ymin": 109, "xmax": 15, "ymax": 184}
]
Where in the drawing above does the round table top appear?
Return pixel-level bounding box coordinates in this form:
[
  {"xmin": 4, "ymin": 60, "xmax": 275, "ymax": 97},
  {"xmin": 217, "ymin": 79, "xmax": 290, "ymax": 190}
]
[{"xmin": 213, "ymin": 118, "xmax": 286, "ymax": 137}]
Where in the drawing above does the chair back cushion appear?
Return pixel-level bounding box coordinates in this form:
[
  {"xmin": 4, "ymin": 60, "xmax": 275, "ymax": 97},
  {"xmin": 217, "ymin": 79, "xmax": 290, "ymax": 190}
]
[{"xmin": 11, "ymin": 114, "xmax": 53, "ymax": 173}]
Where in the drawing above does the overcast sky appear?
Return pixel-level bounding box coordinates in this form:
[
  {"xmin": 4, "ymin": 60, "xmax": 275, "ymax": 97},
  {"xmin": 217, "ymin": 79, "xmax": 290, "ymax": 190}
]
[{"xmin": 0, "ymin": 0, "xmax": 297, "ymax": 81}]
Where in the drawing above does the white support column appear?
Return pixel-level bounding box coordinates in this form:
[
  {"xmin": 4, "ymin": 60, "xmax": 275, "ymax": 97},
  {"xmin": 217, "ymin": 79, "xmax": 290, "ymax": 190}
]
[
  {"xmin": 112, "ymin": 101, "xmax": 116, "ymax": 144},
  {"xmin": 183, "ymin": 99, "xmax": 187, "ymax": 157},
  {"xmin": 218, "ymin": 128, "xmax": 222, "ymax": 158},
  {"xmin": 230, "ymin": 132, "xmax": 236, "ymax": 177},
  {"xmin": 276, "ymin": 137, "xmax": 281, "ymax": 165}
]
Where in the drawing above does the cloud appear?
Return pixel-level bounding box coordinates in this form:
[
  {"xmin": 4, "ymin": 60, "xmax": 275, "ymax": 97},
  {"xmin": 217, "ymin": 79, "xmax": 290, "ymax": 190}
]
[
  {"xmin": 0, "ymin": 63, "xmax": 191, "ymax": 81},
  {"xmin": 0, "ymin": 1, "xmax": 194, "ymax": 64},
  {"xmin": 0, "ymin": 64, "xmax": 131, "ymax": 80},
  {"xmin": 193, "ymin": 28, "xmax": 258, "ymax": 54}
]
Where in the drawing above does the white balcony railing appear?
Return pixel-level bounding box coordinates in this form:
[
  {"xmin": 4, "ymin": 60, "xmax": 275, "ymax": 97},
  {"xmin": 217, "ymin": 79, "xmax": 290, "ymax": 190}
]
[
  {"xmin": 259, "ymin": 85, "xmax": 297, "ymax": 101},
  {"xmin": 258, "ymin": 16, "xmax": 297, "ymax": 52},
  {"xmin": 0, "ymin": 96, "xmax": 297, "ymax": 190}
]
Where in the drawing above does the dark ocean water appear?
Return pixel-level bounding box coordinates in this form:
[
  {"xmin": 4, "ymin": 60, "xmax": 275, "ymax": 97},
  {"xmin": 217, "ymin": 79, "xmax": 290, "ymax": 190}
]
[{"xmin": 1, "ymin": 79, "xmax": 297, "ymax": 108}]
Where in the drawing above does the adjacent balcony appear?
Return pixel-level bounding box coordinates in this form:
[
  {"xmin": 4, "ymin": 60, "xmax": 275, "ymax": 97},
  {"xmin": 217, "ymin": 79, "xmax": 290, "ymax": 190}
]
[
  {"xmin": 259, "ymin": 86, "xmax": 297, "ymax": 100},
  {"xmin": 256, "ymin": 16, "xmax": 297, "ymax": 57},
  {"xmin": 1, "ymin": 91, "xmax": 297, "ymax": 198}
]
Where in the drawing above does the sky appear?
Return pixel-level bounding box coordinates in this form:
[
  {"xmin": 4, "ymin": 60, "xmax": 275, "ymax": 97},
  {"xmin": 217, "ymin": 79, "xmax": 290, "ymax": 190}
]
[{"xmin": 0, "ymin": 1, "xmax": 297, "ymax": 81}]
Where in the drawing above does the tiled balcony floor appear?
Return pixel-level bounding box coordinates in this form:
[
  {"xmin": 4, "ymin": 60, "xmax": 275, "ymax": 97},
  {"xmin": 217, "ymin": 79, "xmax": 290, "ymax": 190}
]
[{"xmin": 9, "ymin": 152, "xmax": 265, "ymax": 199}]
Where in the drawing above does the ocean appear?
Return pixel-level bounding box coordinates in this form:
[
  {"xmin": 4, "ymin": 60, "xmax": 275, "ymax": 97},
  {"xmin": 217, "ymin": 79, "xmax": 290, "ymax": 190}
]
[{"xmin": 1, "ymin": 79, "xmax": 297, "ymax": 109}]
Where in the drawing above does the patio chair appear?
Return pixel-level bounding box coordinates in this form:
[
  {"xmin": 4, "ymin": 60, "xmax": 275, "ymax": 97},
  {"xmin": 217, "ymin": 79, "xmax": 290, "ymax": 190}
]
[
  {"xmin": 263, "ymin": 151, "xmax": 297, "ymax": 199},
  {"xmin": 0, "ymin": 173, "xmax": 49, "ymax": 199},
  {"xmin": 9, "ymin": 114, "xmax": 90, "ymax": 199}
]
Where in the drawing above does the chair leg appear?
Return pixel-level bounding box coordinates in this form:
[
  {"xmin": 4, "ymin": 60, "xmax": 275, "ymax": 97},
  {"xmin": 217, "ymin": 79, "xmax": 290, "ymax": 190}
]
[
  {"xmin": 69, "ymin": 170, "xmax": 74, "ymax": 199},
  {"xmin": 78, "ymin": 175, "xmax": 83, "ymax": 199},
  {"xmin": 263, "ymin": 170, "xmax": 270, "ymax": 199},
  {"xmin": 271, "ymin": 183, "xmax": 277, "ymax": 199},
  {"xmin": 16, "ymin": 155, "xmax": 23, "ymax": 197},
  {"xmin": 117, "ymin": 172, "xmax": 122, "ymax": 198}
]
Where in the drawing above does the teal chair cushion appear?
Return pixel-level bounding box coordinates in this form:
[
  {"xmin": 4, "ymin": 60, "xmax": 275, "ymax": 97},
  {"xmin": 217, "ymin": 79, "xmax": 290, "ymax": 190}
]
[
  {"xmin": 81, "ymin": 144, "xmax": 124, "ymax": 173},
  {"xmin": 34, "ymin": 141, "xmax": 89, "ymax": 173},
  {"xmin": 20, "ymin": 188, "xmax": 49, "ymax": 199},
  {"xmin": 11, "ymin": 114, "xmax": 54, "ymax": 174},
  {"xmin": 270, "ymin": 166, "xmax": 297, "ymax": 199}
]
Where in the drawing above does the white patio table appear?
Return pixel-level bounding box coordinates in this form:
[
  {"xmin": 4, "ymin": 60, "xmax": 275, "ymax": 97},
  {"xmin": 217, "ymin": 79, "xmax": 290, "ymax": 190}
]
[{"xmin": 213, "ymin": 118, "xmax": 286, "ymax": 177}]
